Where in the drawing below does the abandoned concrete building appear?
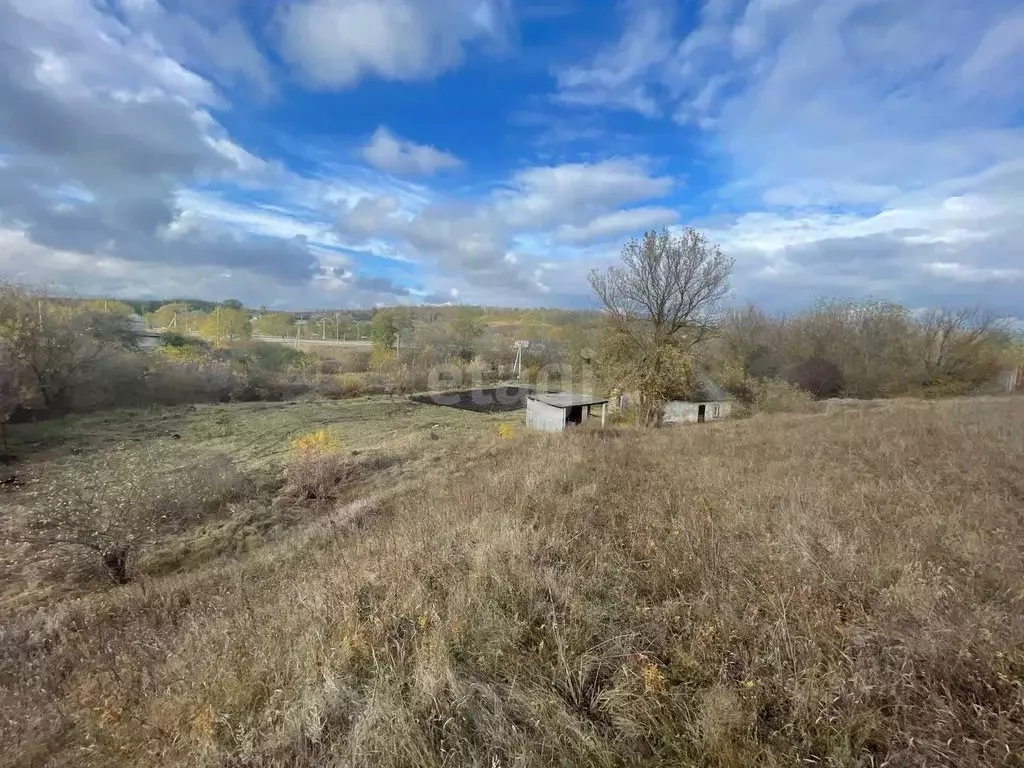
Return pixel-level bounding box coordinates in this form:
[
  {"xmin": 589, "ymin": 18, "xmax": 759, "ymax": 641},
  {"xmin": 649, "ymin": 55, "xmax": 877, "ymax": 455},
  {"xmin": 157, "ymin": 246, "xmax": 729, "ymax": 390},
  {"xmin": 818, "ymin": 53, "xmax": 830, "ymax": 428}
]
[
  {"xmin": 663, "ymin": 399, "xmax": 732, "ymax": 424},
  {"xmin": 525, "ymin": 392, "xmax": 609, "ymax": 432},
  {"xmin": 616, "ymin": 376, "xmax": 733, "ymax": 425}
]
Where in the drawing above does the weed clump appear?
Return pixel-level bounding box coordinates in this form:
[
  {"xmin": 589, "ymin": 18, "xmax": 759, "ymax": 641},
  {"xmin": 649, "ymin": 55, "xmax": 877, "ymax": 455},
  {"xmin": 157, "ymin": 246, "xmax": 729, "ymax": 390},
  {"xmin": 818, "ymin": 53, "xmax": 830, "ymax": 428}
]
[{"xmin": 281, "ymin": 429, "xmax": 357, "ymax": 506}]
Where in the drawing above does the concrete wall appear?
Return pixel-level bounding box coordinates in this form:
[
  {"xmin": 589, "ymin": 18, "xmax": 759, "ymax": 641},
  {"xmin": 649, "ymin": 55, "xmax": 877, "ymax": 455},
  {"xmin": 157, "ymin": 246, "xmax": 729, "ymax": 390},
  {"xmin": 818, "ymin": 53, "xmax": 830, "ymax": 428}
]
[
  {"xmin": 663, "ymin": 401, "xmax": 731, "ymax": 424},
  {"xmin": 136, "ymin": 334, "xmax": 163, "ymax": 350},
  {"xmin": 526, "ymin": 398, "xmax": 567, "ymax": 432}
]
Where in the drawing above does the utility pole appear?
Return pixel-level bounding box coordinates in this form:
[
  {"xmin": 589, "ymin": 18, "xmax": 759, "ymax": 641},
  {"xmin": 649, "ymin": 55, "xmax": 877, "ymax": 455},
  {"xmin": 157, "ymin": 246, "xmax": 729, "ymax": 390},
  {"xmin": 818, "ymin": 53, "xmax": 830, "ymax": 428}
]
[
  {"xmin": 512, "ymin": 340, "xmax": 528, "ymax": 380},
  {"xmin": 335, "ymin": 313, "xmax": 340, "ymax": 342},
  {"xmin": 321, "ymin": 317, "xmax": 326, "ymax": 341}
]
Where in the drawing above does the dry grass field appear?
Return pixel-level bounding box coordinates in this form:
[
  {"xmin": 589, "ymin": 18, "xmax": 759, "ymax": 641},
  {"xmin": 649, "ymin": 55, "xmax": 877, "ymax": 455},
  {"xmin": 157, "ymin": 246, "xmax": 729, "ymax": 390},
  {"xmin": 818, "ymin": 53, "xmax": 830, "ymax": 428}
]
[{"xmin": 2, "ymin": 397, "xmax": 1023, "ymax": 767}]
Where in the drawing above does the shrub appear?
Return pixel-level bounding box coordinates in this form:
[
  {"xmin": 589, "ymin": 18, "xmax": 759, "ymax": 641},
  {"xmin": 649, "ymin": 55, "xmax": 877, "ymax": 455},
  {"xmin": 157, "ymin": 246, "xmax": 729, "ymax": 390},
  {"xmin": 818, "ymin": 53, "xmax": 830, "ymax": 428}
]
[
  {"xmin": 291, "ymin": 429, "xmax": 342, "ymax": 454},
  {"xmin": 145, "ymin": 355, "xmax": 237, "ymax": 405},
  {"xmin": 233, "ymin": 368, "xmax": 310, "ymax": 402},
  {"xmin": 751, "ymin": 378, "xmax": 816, "ymax": 413},
  {"xmin": 318, "ymin": 373, "xmax": 365, "ymax": 399},
  {"xmin": 370, "ymin": 348, "xmax": 397, "ymax": 370},
  {"xmin": 240, "ymin": 341, "xmax": 305, "ymax": 372},
  {"xmin": 0, "ymin": 343, "xmax": 19, "ymax": 457},
  {"xmin": 160, "ymin": 333, "xmax": 209, "ymax": 351},
  {"xmin": 281, "ymin": 452, "xmax": 359, "ymax": 506},
  {"xmin": 282, "ymin": 429, "xmax": 354, "ymax": 506},
  {"xmin": 68, "ymin": 352, "xmax": 149, "ymax": 410},
  {"xmin": 334, "ymin": 349, "xmax": 372, "ymax": 374},
  {"xmin": 783, "ymin": 356, "xmax": 844, "ymax": 398}
]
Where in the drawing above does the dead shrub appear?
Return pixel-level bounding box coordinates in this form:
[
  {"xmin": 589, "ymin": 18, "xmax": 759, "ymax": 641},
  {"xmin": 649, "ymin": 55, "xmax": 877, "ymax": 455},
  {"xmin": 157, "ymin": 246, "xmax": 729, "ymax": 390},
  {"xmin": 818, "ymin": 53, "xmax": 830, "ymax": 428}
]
[
  {"xmin": 334, "ymin": 349, "xmax": 372, "ymax": 373},
  {"xmin": 3, "ymin": 448, "xmax": 252, "ymax": 584},
  {"xmin": 318, "ymin": 373, "xmax": 365, "ymax": 399},
  {"xmin": 279, "ymin": 430, "xmax": 360, "ymax": 506},
  {"xmin": 281, "ymin": 451, "xmax": 359, "ymax": 505}
]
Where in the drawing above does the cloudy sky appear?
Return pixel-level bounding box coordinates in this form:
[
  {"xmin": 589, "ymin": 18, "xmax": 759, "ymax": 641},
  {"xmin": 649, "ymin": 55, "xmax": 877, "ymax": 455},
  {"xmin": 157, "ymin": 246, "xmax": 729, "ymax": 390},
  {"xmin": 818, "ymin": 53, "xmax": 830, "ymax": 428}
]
[{"xmin": 0, "ymin": 0, "xmax": 1021, "ymax": 313}]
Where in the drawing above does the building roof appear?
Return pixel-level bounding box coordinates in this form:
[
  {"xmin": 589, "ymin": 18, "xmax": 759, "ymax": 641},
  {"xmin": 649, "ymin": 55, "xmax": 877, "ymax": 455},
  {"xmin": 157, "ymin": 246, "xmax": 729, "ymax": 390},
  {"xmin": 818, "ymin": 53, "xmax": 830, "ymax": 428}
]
[{"xmin": 528, "ymin": 391, "xmax": 609, "ymax": 408}]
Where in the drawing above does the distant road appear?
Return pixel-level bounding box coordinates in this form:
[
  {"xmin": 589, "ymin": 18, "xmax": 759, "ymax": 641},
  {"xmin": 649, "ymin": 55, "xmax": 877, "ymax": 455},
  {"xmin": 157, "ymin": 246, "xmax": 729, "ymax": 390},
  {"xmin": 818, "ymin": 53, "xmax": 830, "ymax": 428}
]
[{"xmin": 251, "ymin": 334, "xmax": 372, "ymax": 348}]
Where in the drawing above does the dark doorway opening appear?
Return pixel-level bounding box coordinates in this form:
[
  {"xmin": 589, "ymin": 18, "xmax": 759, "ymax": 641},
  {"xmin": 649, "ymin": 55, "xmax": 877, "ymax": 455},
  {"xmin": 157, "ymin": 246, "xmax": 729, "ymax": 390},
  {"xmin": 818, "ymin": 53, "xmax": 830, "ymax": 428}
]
[
  {"xmin": 567, "ymin": 405, "xmax": 583, "ymax": 425},
  {"xmin": 698, "ymin": 404, "xmax": 706, "ymax": 423}
]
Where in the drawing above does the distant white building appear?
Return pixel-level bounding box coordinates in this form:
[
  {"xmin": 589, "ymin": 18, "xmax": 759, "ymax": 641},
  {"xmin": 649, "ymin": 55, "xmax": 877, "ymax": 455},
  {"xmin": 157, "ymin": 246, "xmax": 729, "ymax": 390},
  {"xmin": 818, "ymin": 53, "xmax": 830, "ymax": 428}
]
[
  {"xmin": 617, "ymin": 374, "xmax": 733, "ymax": 425},
  {"xmin": 663, "ymin": 400, "xmax": 732, "ymax": 424}
]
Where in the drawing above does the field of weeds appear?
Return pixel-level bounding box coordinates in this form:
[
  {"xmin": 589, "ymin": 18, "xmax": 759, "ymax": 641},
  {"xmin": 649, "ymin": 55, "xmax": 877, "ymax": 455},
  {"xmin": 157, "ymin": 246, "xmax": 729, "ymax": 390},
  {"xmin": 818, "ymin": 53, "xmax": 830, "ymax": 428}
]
[
  {"xmin": 0, "ymin": 397, "xmax": 509, "ymax": 612},
  {"xmin": 2, "ymin": 397, "xmax": 1023, "ymax": 767}
]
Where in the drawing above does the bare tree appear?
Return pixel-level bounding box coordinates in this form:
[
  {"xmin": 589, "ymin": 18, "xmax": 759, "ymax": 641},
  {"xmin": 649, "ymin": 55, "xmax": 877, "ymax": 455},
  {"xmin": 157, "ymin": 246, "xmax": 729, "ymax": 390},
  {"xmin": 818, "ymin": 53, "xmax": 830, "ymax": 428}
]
[
  {"xmin": 919, "ymin": 307, "xmax": 1004, "ymax": 384},
  {"xmin": 590, "ymin": 228, "xmax": 733, "ymax": 426}
]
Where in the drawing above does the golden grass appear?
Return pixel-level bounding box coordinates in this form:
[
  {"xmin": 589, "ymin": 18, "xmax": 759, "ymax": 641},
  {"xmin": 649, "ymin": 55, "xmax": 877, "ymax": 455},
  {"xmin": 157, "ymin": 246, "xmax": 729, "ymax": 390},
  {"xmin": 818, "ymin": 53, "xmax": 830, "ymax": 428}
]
[{"xmin": 3, "ymin": 397, "xmax": 1024, "ymax": 767}]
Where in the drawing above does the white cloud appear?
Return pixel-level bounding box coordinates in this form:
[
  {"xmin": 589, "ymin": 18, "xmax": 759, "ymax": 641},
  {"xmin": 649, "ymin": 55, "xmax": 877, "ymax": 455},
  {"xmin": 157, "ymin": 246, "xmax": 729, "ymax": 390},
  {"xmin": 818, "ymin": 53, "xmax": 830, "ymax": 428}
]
[
  {"xmin": 551, "ymin": 0, "xmax": 1024, "ymax": 313},
  {"xmin": 361, "ymin": 127, "xmax": 462, "ymax": 176},
  {"xmin": 0, "ymin": 225, "xmax": 426, "ymax": 307},
  {"xmin": 554, "ymin": 0, "xmax": 673, "ymax": 116},
  {"xmin": 960, "ymin": 12, "xmax": 1024, "ymax": 82},
  {"xmin": 280, "ymin": 0, "xmax": 509, "ymax": 88},
  {"xmin": 922, "ymin": 262, "xmax": 1024, "ymax": 282},
  {"xmin": 0, "ymin": 1, "xmax": 331, "ymax": 285},
  {"xmin": 114, "ymin": 0, "xmax": 274, "ymax": 94},
  {"xmin": 174, "ymin": 189, "xmax": 335, "ymax": 244},
  {"xmin": 555, "ymin": 206, "xmax": 678, "ymax": 244},
  {"xmin": 336, "ymin": 156, "xmax": 675, "ymax": 301},
  {"xmin": 700, "ymin": 162, "xmax": 1024, "ymax": 313},
  {"xmin": 557, "ymin": 1, "xmax": 1024, "ymax": 197},
  {"xmin": 497, "ymin": 158, "xmax": 673, "ymax": 229}
]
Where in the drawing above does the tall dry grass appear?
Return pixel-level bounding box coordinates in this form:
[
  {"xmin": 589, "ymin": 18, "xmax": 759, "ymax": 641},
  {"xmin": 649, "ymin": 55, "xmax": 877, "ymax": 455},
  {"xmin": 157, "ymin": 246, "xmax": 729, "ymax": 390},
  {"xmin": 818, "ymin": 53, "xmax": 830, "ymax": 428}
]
[{"xmin": 3, "ymin": 398, "xmax": 1023, "ymax": 767}]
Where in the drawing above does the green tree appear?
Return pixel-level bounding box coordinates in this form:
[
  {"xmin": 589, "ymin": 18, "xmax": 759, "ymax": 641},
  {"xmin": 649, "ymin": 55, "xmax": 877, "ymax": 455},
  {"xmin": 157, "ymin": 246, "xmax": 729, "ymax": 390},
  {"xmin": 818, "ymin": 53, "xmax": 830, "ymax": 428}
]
[
  {"xmin": 221, "ymin": 298, "xmax": 245, "ymax": 311},
  {"xmin": 150, "ymin": 302, "xmax": 190, "ymax": 330},
  {"xmin": 589, "ymin": 228, "xmax": 733, "ymax": 427},
  {"xmin": 254, "ymin": 312, "xmax": 296, "ymax": 338},
  {"xmin": 198, "ymin": 307, "xmax": 251, "ymax": 345},
  {"xmin": 370, "ymin": 308, "xmax": 411, "ymax": 350}
]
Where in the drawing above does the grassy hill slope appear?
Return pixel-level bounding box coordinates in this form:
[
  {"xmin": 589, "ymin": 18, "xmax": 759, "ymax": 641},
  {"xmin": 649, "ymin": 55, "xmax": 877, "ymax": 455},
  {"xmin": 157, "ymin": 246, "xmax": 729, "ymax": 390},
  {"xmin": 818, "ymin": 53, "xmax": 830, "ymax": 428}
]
[{"xmin": 4, "ymin": 398, "xmax": 1023, "ymax": 767}]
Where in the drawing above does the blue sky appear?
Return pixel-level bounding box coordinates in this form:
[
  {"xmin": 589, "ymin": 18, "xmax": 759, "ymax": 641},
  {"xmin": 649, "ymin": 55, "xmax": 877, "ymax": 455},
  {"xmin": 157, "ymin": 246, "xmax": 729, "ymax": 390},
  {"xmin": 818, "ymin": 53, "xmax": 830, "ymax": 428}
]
[{"xmin": 0, "ymin": 0, "xmax": 1022, "ymax": 315}]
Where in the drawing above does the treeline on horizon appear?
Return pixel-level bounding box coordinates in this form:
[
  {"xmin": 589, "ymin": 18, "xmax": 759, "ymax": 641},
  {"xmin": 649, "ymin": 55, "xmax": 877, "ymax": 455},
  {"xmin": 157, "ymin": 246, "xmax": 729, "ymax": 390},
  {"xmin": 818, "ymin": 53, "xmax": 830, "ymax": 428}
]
[
  {"xmin": 68, "ymin": 292, "xmax": 1024, "ymax": 395},
  {"xmin": 84, "ymin": 297, "xmax": 604, "ymax": 324},
  {"xmin": 4, "ymin": 281, "xmax": 1021, "ymax": 418}
]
